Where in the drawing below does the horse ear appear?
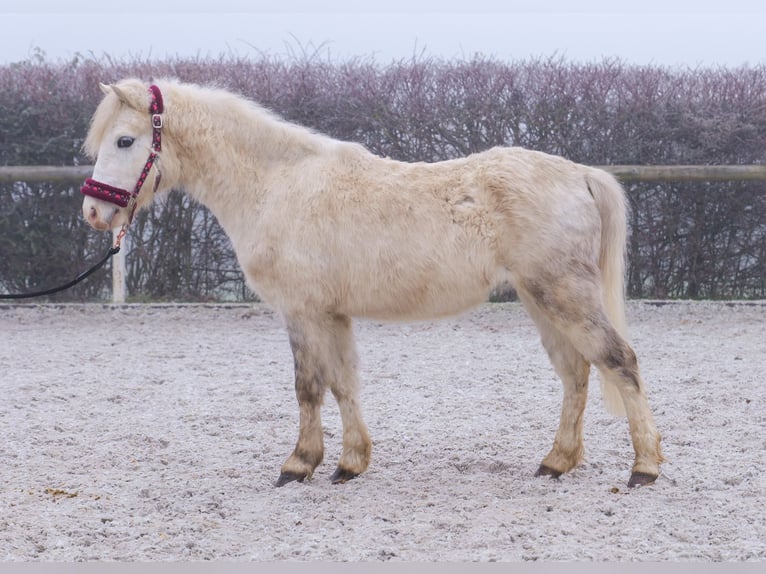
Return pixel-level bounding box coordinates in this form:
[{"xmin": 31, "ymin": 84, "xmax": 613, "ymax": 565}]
[
  {"xmin": 110, "ymin": 84, "xmax": 131, "ymax": 105},
  {"xmin": 99, "ymin": 79, "xmax": 151, "ymax": 110}
]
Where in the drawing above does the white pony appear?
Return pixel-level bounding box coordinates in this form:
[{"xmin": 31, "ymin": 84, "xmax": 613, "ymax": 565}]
[{"xmin": 81, "ymin": 78, "xmax": 663, "ymax": 488}]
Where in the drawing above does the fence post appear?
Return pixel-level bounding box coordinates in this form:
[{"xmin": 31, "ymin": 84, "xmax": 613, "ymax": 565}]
[{"xmin": 111, "ymin": 227, "xmax": 126, "ymax": 304}]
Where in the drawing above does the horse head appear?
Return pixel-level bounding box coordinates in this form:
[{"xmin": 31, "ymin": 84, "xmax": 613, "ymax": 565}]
[{"xmin": 81, "ymin": 80, "xmax": 178, "ymax": 232}]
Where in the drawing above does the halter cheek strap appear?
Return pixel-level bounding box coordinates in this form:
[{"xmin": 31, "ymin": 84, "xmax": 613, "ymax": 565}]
[{"xmin": 81, "ymin": 84, "xmax": 164, "ymax": 222}]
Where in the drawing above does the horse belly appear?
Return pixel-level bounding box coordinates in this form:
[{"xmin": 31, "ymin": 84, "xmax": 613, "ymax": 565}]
[
  {"xmin": 340, "ymin": 195, "xmax": 502, "ymax": 320},
  {"xmin": 342, "ymin": 247, "xmax": 500, "ymax": 321}
]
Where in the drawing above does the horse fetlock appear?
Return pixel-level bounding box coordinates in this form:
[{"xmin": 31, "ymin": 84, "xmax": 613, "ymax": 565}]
[
  {"xmin": 630, "ymin": 428, "xmax": 663, "ymax": 465},
  {"xmin": 325, "ymin": 430, "xmax": 371, "ymax": 484},
  {"xmin": 337, "ymin": 446, "xmax": 371, "ymax": 477},
  {"xmin": 538, "ymin": 444, "xmax": 583, "ymax": 478},
  {"xmin": 341, "ymin": 425, "xmax": 371, "ymax": 461},
  {"xmin": 278, "ymin": 447, "xmax": 322, "ymax": 486}
]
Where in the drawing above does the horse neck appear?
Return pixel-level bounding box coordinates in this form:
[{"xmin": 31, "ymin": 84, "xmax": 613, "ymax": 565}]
[{"xmin": 170, "ymin": 86, "xmax": 328, "ymax": 216}]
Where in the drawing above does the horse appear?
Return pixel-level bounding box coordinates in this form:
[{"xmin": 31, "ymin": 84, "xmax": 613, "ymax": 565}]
[{"xmin": 81, "ymin": 78, "xmax": 663, "ymax": 489}]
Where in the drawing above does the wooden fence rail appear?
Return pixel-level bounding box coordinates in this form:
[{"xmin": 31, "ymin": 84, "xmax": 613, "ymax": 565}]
[
  {"xmin": 0, "ymin": 165, "xmax": 93, "ymax": 184},
  {"xmin": 2, "ymin": 164, "xmax": 766, "ymax": 184},
  {"xmin": 596, "ymin": 164, "xmax": 766, "ymax": 183}
]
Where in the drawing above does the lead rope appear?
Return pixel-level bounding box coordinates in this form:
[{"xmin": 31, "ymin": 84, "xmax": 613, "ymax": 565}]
[{"xmin": 0, "ymin": 245, "xmax": 120, "ymax": 300}]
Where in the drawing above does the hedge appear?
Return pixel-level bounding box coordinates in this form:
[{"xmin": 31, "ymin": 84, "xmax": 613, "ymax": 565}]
[{"xmin": 1, "ymin": 53, "xmax": 764, "ymax": 300}]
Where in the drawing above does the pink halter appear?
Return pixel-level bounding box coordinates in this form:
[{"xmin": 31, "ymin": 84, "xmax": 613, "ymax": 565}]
[{"xmin": 81, "ymin": 84, "xmax": 164, "ymax": 223}]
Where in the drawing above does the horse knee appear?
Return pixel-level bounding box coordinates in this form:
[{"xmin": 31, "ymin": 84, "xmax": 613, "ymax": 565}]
[{"xmin": 288, "ymin": 330, "xmax": 329, "ymax": 401}]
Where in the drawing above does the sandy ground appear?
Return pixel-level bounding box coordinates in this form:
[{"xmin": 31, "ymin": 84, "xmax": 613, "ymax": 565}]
[{"xmin": 0, "ymin": 300, "xmax": 763, "ymax": 562}]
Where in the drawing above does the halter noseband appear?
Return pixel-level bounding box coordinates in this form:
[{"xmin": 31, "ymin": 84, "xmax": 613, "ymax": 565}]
[{"xmin": 81, "ymin": 84, "xmax": 164, "ymax": 223}]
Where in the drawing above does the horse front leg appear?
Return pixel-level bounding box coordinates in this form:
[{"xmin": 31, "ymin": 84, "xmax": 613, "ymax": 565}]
[
  {"xmin": 276, "ymin": 313, "xmax": 371, "ymax": 487},
  {"xmin": 326, "ymin": 314, "xmax": 371, "ymax": 484},
  {"xmin": 276, "ymin": 317, "xmax": 329, "ymax": 487}
]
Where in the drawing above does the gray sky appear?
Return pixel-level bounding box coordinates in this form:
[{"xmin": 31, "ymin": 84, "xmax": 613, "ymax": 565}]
[{"xmin": 1, "ymin": 0, "xmax": 764, "ymax": 67}]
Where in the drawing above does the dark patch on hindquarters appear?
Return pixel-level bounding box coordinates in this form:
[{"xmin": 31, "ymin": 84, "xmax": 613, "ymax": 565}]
[
  {"xmin": 602, "ymin": 337, "xmax": 641, "ymax": 390},
  {"xmin": 521, "ymin": 273, "xmax": 642, "ymax": 393},
  {"xmin": 520, "ymin": 265, "xmax": 599, "ymax": 326},
  {"xmin": 603, "ymin": 341, "xmax": 634, "ymax": 371},
  {"xmin": 522, "ymin": 280, "xmax": 549, "ymax": 311},
  {"xmin": 521, "ymin": 280, "xmax": 582, "ymax": 325}
]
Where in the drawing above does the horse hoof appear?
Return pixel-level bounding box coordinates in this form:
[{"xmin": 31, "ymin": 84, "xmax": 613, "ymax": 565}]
[
  {"xmin": 276, "ymin": 471, "xmax": 307, "ymax": 487},
  {"xmin": 329, "ymin": 467, "xmax": 359, "ymax": 484},
  {"xmin": 628, "ymin": 471, "xmax": 658, "ymax": 488},
  {"xmin": 534, "ymin": 464, "xmax": 562, "ymax": 479}
]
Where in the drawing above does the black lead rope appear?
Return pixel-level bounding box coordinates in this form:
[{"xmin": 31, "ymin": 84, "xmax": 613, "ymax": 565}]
[{"xmin": 0, "ymin": 246, "xmax": 120, "ymax": 300}]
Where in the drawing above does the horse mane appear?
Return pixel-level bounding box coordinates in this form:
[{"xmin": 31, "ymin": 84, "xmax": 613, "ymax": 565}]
[{"xmin": 83, "ymin": 78, "xmax": 352, "ymax": 164}]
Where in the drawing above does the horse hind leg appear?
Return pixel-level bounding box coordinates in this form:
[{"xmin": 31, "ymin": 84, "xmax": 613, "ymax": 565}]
[
  {"xmin": 277, "ymin": 313, "xmax": 371, "ymax": 487},
  {"xmin": 596, "ymin": 339, "xmax": 665, "ymax": 487},
  {"xmin": 518, "ymin": 275, "xmax": 663, "ymax": 487},
  {"xmin": 518, "ymin": 293, "xmax": 591, "ymax": 479}
]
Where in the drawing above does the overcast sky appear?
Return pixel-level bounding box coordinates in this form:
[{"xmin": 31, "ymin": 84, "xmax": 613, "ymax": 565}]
[{"xmin": 1, "ymin": 0, "xmax": 764, "ymax": 68}]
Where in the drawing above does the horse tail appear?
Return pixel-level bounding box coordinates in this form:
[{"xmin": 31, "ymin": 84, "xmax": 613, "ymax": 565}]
[{"xmin": 586, "ymin": 168, "xmax": 630, "ymax": 417}]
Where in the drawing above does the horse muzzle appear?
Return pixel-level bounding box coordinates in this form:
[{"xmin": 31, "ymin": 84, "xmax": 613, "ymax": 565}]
[{"xmin": 82, "ymin": 194, "xmax": 126, "ymax": 231}]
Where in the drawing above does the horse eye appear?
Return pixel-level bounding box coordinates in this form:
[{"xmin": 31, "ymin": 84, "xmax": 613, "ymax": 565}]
[{"xmin": 117, "ymin": 136, "xmax": 135, "ymax": 149}]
